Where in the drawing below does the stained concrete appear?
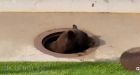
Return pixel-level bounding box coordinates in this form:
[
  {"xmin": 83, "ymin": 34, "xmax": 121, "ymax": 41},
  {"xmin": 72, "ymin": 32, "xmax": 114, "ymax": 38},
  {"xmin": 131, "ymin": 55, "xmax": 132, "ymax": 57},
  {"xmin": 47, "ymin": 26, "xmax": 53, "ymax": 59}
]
[{"xmin": 0, "ymin": 12, "xmax": 140, "ymax": 61}]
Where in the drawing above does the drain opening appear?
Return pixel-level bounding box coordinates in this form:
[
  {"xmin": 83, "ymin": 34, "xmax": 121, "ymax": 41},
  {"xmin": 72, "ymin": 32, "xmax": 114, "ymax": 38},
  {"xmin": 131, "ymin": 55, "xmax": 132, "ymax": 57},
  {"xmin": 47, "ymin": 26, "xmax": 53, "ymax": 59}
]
[{"xmin": 42, "ymin": 30, "xmax": 98, "ymax": 54}]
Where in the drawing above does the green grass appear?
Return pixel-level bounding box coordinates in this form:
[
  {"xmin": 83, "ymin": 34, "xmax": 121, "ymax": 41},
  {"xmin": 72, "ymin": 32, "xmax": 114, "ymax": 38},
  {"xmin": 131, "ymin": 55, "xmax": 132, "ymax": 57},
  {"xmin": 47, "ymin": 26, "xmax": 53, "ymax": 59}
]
[{"xmin": 0, "ymin": 62, "xmax": 139, "ymax": 75}]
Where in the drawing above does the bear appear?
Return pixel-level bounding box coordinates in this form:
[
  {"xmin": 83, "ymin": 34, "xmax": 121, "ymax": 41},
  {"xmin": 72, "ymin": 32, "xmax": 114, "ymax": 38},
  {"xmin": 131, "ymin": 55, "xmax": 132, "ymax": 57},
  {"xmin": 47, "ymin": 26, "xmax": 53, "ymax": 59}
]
[{"xmin": 47, "ymin": 25, "xmax": 95, "ymax": 54}]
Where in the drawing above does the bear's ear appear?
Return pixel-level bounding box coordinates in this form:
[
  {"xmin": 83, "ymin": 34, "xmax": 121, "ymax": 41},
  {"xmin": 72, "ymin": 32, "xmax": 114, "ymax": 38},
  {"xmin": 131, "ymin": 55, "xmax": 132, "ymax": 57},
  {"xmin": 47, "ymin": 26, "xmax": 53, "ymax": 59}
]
[
  {"xmin": 73, "ymin": 24, "xmax": 78, "ymax": 29},
  {"xmin": 67, "ymin": 30, "xmax": 75, "ymax": 39}
]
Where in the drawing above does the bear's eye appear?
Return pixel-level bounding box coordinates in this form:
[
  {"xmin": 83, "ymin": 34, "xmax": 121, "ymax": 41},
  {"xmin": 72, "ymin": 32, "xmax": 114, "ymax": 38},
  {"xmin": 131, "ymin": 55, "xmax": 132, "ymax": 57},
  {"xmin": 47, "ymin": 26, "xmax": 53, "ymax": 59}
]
[{"xmin": 84, "ymin": 32, "xmax": 88, "ymax": 36}]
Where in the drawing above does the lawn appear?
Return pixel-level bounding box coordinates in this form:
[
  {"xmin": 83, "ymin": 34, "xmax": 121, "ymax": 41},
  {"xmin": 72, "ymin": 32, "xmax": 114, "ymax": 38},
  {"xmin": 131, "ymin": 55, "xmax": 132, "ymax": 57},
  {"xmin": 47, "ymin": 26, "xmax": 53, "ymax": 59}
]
[{"xmin": 0, "ymin": 62, "xmax": 139, "ymax": 75}]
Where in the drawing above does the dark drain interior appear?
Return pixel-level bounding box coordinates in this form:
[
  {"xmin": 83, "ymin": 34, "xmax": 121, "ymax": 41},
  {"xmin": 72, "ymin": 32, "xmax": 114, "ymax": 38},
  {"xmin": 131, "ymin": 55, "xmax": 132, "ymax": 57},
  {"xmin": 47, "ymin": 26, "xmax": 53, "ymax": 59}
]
[
  {"xmin": 42, "ymin": 31, "xmax": 63, "ymax": 50},
  {"xmin": 42, "ymin": 31, "xmax": 98, "ymax": 54}
]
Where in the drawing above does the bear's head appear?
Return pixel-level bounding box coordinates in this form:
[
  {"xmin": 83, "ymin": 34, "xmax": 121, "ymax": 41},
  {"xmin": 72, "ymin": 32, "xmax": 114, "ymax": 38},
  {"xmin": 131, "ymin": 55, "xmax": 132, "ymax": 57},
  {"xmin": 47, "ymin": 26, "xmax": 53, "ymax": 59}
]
[{"xmin": 55, "ymin": 25, "xmax": 94, "ymax": 53}]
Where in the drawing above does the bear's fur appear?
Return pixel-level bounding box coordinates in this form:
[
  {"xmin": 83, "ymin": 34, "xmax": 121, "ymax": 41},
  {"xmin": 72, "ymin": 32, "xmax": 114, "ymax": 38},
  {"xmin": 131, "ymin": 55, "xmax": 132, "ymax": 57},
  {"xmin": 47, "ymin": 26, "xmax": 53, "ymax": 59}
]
[{"xmin": 47, "ymin": 25, "xmax": 94, "ymax": 54}]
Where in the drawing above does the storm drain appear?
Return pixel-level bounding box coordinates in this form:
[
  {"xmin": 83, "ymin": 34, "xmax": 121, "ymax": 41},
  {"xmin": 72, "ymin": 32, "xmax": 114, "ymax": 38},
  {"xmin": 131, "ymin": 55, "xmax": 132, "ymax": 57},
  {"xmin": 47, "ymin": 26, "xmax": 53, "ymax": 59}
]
[{"xmin": 34, "ymin": 28, "xmax": 100, "ymax": 57}]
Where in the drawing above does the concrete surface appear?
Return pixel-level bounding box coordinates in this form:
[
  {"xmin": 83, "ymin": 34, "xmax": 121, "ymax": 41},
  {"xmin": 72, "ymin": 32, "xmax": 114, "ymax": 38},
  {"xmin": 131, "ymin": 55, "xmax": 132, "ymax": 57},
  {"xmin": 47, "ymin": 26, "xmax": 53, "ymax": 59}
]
[
  {"xmin": 0, "ymin": 12, "xmax": 140, "ymax": 61},
  {"xmin": 0, "ymin": 0, "xmax": 140, "ymax": 13}
]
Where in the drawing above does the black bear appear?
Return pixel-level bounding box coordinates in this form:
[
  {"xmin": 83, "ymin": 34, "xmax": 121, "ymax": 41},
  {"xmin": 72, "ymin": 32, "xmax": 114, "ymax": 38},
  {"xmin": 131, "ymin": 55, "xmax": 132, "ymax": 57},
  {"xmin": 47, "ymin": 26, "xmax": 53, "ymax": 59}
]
[{"xmin": 47, "ymin": 25, "xmax": 94, "ymax": 54}]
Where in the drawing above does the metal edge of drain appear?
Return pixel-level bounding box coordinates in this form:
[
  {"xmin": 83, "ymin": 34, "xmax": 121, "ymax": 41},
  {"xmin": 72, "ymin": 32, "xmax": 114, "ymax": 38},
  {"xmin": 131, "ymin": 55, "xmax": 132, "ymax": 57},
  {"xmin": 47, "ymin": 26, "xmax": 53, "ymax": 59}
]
[{"xmin": 34, "ymin": 28, "xmax": 100, "ymax": 58}]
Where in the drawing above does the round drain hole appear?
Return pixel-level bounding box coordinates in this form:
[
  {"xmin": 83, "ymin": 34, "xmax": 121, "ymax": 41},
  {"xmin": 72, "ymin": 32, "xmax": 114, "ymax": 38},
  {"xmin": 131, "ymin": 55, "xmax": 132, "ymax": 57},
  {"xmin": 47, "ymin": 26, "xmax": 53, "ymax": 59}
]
[{"xmin": 34, "ymin": 26, "xmax": 100, "ymax": 57}]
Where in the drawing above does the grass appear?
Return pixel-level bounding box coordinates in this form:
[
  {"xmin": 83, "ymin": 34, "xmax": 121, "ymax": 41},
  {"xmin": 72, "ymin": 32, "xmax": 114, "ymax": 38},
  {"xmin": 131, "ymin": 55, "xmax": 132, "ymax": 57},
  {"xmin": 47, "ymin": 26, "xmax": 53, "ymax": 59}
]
[{"xmin": 0, "ymin": 62, "xmax": 139, "ymax": 75}]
